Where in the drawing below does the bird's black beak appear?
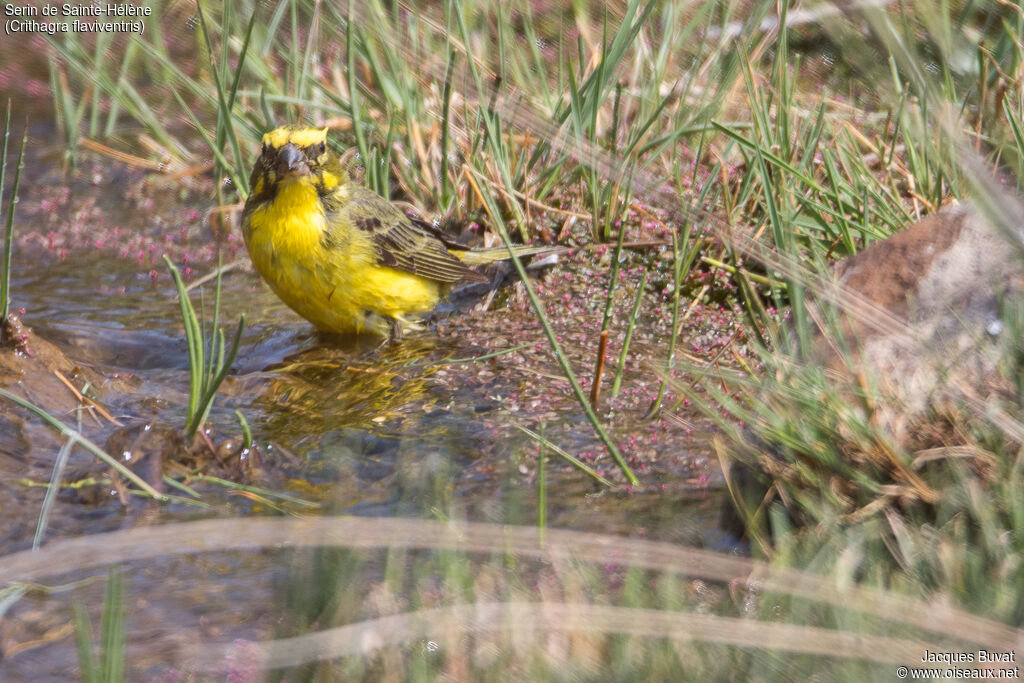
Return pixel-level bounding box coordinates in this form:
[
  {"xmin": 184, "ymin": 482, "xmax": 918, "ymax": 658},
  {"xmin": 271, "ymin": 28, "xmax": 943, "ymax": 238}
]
[{"xmin": 276, "ymin": 143, "xmax": 309, "ymax": 176}]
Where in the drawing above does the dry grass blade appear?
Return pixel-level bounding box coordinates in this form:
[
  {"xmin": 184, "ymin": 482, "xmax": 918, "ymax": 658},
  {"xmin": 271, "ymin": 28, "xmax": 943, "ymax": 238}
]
[
  {"xmin": 185, "ymin": 601, "xmax": 946, "ymax": 671},
  {"xmin": 52, "ymin": 370, "xmax": 123, "ymax": 427},
  {"xmin": 0, "ymin": 517, "xmax": 1019, "ymax": 651},
  {"xmin": 76, "ymin": 137, "xmax": 169, "ymax": 172}
]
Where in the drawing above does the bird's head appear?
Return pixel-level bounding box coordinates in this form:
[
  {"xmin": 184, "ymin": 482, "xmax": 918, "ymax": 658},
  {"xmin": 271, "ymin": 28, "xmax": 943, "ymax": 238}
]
[{"xmin": 248, "ymin": 125, "xmax": 349, "ymax": 200}]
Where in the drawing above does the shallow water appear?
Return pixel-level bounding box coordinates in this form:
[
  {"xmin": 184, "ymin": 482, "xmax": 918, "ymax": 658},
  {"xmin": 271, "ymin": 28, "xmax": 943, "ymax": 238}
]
[{"xmin": 0, "ymin": 147, "xmax": 731, "ymax": 678}]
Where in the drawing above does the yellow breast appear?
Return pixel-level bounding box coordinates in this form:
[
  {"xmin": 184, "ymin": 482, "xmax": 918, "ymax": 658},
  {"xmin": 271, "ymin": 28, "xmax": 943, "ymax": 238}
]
[{"xmin": 243, "ymin": 179, "xmax": 442, "ymax": 335}]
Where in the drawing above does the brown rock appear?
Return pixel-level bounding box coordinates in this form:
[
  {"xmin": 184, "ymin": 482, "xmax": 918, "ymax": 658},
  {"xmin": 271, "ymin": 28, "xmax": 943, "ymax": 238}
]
[
  {"xmin": 815, "ymin": 201, "xmax": 1024, "ymax": 445},
  {"xmin": 720, "ymin": 201, "xmax": 1024, "ymax": 539}
]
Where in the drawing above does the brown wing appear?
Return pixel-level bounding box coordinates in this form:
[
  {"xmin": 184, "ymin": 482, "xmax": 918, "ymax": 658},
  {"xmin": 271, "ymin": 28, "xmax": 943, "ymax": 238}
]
[{"xmin": 342, "ymin": 187, "xmax": 487, "ymax": 284}]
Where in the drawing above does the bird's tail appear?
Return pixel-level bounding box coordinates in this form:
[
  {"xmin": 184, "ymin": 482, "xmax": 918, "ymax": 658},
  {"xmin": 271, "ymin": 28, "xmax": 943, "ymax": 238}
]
[{"xmin": 454, "ymin": 244, "xmax": 554, "ymax": 266}]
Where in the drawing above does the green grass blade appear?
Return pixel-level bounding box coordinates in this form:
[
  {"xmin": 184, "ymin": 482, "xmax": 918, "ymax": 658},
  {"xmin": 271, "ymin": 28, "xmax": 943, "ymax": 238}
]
[
  {"xmin": 73, "ymin": 602, "xmax": 98, "ymax": 683},
  {"xmin": 0, "ymin": 388, "xmax": 165, "ymax": 500},
  {"xmin": 0, "ymin": 101, "xmax": 10, "ymax": 216},
  {"xmin": 227, "ymin": 9, "xmax": 261, "ymax": 112},
  {"xmin": 514, "ymin": 424, "xmax": 613, "ymax": 487},
  {"xmin": 206, "ymin": 255, "xmax": 224, "ymax": 391},
  {"xmin": 190, "ymin": 315, "xmax": 245, "ymax": 438},
  {"xmin": 439, "ymin": 46, "xmax": 457, "ymax": 209},
  {"xmin": 611, "ymin": 269, "xmax": 649, "ymax": 399},
  {"xmin": 33, "ymin": 438, "xmax": 76, "ymax": 549},
  {"xmin": 99, "ymin": 565, "xmax": 125, "ymax": 683},
  {"xmin": 165, "ymin": 256, "xmax": 204, "ymax": 430},
  {"xmin": 236, "ymin": 410, "xmax": 252, "ymax": 451},
  {"xmin": 469, "ymin": 168, "xmax": 636, "ymax": 484},
  {"xmin": 195, "ymin": 0, "xmax": 249, "ymax": 197},
  {"xmin": 1, "ymin": 119, "xmax": 26, "ymax": 327},
  {"xmin": 170, "ymin": 89, "xmax": 247, "ymax": 198}
]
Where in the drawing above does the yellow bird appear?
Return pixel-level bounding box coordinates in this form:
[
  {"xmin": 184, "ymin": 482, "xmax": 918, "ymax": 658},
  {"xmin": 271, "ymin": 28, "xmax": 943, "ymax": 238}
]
[{"xmin": 241, "ymin": 125, "xmax": 546, "ymax": 338}]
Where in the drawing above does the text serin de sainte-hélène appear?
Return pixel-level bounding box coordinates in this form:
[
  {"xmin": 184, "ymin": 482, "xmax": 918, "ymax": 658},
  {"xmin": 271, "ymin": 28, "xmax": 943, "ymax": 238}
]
[{"xmin": 4, "ymin": 4, "xmax": 151, "ymax": 17}]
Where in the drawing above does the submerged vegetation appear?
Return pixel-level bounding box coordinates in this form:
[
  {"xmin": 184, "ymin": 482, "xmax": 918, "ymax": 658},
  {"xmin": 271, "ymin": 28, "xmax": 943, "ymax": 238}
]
[{"xmin": 0, "ymin": 0, "xmax": 1020, "ymax": 677}]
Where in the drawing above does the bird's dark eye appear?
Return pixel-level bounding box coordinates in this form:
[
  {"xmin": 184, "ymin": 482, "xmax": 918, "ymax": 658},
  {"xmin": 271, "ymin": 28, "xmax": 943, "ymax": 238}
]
[
  {"xmin": 261, "ymin": 143, "xmax": 268, "ymax": 155},
  {"xmin": 318, "ymin": 142, "xmax": 326, "ymax": 155}
]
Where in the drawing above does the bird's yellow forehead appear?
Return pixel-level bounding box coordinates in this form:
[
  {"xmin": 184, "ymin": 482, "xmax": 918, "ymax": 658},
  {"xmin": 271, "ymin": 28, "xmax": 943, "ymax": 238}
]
[{"xmin": 262, "ymin": 126, "xmax": 329, "ymax": 149}]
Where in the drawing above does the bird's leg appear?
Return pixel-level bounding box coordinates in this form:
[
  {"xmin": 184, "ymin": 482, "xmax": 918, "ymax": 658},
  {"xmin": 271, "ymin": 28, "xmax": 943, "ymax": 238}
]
[{"xmin": 388, "ymin": 317, "xmax": 404, "ymax": 343}]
